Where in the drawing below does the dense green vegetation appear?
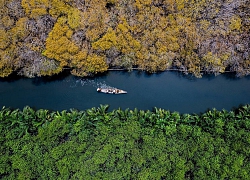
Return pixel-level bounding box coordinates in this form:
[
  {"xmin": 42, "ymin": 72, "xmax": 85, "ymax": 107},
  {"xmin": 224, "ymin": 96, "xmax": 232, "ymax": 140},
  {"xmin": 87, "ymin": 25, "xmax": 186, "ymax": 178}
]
[
  {"xmin": 1, "ymin": 105, "xmax": 250, "ymax": 179},
  {"xmin": 0, "ymin": 0, "xmax": 250, "ymax": 77}
]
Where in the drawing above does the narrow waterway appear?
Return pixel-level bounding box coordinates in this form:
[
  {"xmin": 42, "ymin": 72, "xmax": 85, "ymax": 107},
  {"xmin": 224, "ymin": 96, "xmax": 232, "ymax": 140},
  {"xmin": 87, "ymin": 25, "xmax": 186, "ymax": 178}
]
[{"xmin": 1, "ymin": 71, "xmax": 250, "ymax": 114}]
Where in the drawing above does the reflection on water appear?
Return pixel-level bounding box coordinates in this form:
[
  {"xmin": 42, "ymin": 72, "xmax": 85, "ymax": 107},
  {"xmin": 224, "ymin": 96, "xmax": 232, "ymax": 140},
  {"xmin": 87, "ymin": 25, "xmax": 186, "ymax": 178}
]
[{"xmin": 0, "ymin": 71, "xmax": 250, "ymax": 114}]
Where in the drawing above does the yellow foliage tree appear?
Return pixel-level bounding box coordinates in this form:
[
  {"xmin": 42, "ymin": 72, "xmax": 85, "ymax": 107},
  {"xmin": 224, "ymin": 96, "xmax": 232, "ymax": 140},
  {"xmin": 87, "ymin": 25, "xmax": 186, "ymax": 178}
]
[
  {"xmin": 116, "ymin": 19, "xmax": 141, "ymax": 54},
  {"xmin": 21, "ymin": 0, "xmax": 50, "ymax": 18},
  {"xmin": 0, "ymin": 49, "xmax": 14, "ymax": 77},
  {"xmin": 229, "ymin": 16, "xmax": 242, "ymax": 31},
  {"xmin": 134, "ymin": 0, "xmax": 152, "ymax": 9},
  {"xmin": 0, "ymin": 16, "xmax": 29, "ymax": 77},
  {"xmin": 132, "ymin": 6, "xmax": 181, "ymax": 72},
  {"xmin": 1, "ymin": 15, "xmax": 14, "ymax": 28},
  {"xmin": 0, "ymin": 29, "xmax": 10, "ymax": 50},
  {"xmin": 22, "ymin": 0, "xmax": 81, "ymax": 29},
  {"xmin": 202, "ymin": 52, "xmax": 227, "ymax": 73},
  {"xmin": 43, "ymin": 17, "xmax": 79, "ymax": 67},
  {"xmin": 49, "ymin": 0, "xmax": 70, "ymax": 18},
  {"xmin": 81, "ymin": 0, "xmax": 109, "ymax": 41},
  {"xmin": 71, "ymin": 54, "xmax": 108, "ymax": 76},
  {"xmin": 68, "ymin": 8, "xmax": 81, "ymax": 29},
  {"xmin": 92, "ymin": 18, "xmax": 141, "ymax": 69},
  {"xmin": 44, "ymin": 17, "xmax": 108, "ymax": 76},
  {"xmin": 10, "ymin": 17, "xmax": 29, "ymax": 43},
  {"xmin": 92, "ymin": 28, "xmax": 117, "ymax": 51}
]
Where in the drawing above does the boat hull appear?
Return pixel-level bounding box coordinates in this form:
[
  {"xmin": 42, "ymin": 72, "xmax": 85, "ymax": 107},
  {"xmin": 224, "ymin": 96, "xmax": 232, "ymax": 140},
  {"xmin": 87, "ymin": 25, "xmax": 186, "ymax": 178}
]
[{"xmin": 97, "ymin": 88, "xmax": 127, "ymax": 94}]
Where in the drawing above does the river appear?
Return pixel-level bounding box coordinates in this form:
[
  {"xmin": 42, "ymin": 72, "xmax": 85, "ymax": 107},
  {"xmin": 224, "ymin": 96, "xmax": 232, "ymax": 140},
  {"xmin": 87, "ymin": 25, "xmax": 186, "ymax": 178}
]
[{"xmin": 1, "ymin": 71, "xmax": 250, "ymax": 114}]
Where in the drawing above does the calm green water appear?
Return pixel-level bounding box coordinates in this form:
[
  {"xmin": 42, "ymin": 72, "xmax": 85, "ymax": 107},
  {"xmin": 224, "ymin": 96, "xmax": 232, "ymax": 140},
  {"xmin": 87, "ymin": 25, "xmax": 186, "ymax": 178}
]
[{"xmin": 0, "ymin": 71, "xmax": 250, "ymax": 114}]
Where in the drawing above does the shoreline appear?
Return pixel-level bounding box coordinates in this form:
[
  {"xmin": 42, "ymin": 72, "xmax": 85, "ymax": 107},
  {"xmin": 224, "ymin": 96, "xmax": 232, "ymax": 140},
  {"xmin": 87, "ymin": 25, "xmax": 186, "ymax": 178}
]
[
  {"xmin": 4, "ymin": 67, "xmax": 242, "ymax": 79},
  {"xmin": 106, "ymin": 68, "xmax": 235, "ymax": 73}
]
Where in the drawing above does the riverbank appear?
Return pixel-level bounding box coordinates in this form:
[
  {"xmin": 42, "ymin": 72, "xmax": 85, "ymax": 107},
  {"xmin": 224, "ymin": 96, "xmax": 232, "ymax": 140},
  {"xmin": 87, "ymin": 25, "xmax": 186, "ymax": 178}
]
[
  {"xmin": 107, "ymin": 67, "xmax": 236, "ymax": 73},
  {"xmin": 62, "ymin": 66, "xmax": 239, "ymax": 78},
  {"xmin": 8, "ymin": 66, "xmax": 245, "ymax": 80}
]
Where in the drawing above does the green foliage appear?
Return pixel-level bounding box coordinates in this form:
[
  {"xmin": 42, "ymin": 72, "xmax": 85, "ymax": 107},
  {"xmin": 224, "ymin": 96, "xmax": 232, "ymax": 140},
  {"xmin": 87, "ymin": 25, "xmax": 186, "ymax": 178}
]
[{"xmin": 1, "ymin": 105, "xmax": 250, "ymax": 179}]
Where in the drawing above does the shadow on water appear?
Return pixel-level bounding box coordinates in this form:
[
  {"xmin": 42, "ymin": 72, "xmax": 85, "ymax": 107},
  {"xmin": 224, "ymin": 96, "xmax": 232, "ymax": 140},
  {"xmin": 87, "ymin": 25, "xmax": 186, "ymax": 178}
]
[
  {"xmin": 201, "ymin": 71, "xmax": 246, "ymax": 81},
  {"xmin": 135, "ymin": 70, "xmax": 145, "ymax": 78},
  {"xmin": 133, "ymin": 71, "xmax": 158, "ymax": 78},
  {"xmin": 224, "ymin": 72, "xmax": 238, "ymax": 80},
  {"xmin": 134, "ymin": 70, "xmax": 196, "ymax": 79},
  {"xmin": 245, "ymin": 74, "xmax": 250, "ymax": 80},
  {"xmin": 222, "ymin": 72, "xmax": 247, "ymax": 81},
  {"xmin": 144, "ymin": 71, "xmax": 167, "ymax": 78},
  {"xmin": 0, "ymin": 70, "xmax": 74, "ymax": 84},
  {"xmin": 31, "ymin": 70, "xmax": 72, "ymax": 86},
  {"xmin": 177, "ymin": 71, "xmax": 239, "ymax": 81},
  {"xmin": 230, "ymin": 103, "xmax": 250, "ymax": 114},
  {"xmin": 96, "ymin": 69, "xmax": 248, "ymax": 83},
  {"xmin": 0, "ymin": 72, "xmax": 22, "ymax": 83},
  {"xmin": 174, "ymin": 71, "xmax": 198, "ymax": 81}
]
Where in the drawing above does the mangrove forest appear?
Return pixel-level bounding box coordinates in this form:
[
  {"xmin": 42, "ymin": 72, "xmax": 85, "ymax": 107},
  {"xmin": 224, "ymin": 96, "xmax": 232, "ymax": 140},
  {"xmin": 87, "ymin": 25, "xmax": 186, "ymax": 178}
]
[
  {"xmin": 0, "ymin": 105, "xmax": 250, "ymax": 179},
  {"xmin": 0, "ymin": 0, "xmax": 250, "ymax": 77}
]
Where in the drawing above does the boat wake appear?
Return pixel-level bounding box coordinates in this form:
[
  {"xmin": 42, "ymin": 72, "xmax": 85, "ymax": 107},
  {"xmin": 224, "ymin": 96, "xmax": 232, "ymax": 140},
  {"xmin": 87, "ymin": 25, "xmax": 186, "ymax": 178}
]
[{"xmin": 70, "ymin": 78, "xmax": 115, "ymax": 89}]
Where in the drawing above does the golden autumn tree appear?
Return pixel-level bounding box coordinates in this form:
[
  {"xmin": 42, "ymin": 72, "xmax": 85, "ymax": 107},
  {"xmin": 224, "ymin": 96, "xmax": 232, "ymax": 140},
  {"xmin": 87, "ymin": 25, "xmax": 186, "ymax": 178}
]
[
  {"xmin": 201, "ymin": 52, "xmax": 230, "ymax": 75},
  {"xmin": 0, "ymin": 12, "xmax": 29, "ymax": 77},
  {"xmin": 80, "ymin": 0, "xmax": 109, "ymax": 42},
  {"xmin": 92, "ymin": 18, "xmax": 141, "ymax": 70},
  {"xmin": 43, "ymin": 17, "xmax": 108, "ymax": 76},
  {"xmin": 174, "ymin": 15, "xmax": 201, "ymax": 75},
  {"xmin": 21, "ymin": 0, "xmax": 50, "ymax": 19},
  {"xmin": 131, "ymin": 3, "xmax": 180, "ymax": 72},
  {"xmin": 92, "ymin": 28, "xmax": 117, "ymax": 51},
  {"xmin": 71, "ymin": 54, "xmax": 108, "ymax": 76},
  {"xmin": 229, "ymin": 15, "xmax": 242, "ymax": 31},
  {"xmin": 0, "ymin": 0, "xmax": 24, "ymax": 77},
  {"xmin": 43, "ymin": 17, "xmax": 77, "ymax": 68},
  {"xmin": 21, "ymin": 0, "xmax": 109, "ymax": 76}
]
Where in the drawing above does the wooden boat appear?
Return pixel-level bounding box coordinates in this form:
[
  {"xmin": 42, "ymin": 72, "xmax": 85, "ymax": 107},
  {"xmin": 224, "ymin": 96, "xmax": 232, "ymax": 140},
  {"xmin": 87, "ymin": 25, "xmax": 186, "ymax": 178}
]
[{"xmin": 97, "ymin": 87, "xmax": 127, "ymax": 94}]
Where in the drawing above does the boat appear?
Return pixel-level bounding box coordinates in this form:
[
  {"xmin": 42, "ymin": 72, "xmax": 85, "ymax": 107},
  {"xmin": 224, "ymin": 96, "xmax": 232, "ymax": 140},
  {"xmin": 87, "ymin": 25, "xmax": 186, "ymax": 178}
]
[{"xmin": 97, "ymin": 87, "xmax": 127, "ymax": 94}]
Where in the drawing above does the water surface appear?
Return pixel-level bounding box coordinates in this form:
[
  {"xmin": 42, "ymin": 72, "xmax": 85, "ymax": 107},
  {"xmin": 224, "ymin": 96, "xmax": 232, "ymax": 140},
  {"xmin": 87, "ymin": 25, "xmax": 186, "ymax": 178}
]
[{"xmin": 0, "ymin": 71, "xmax": 250, "ymax": 114}]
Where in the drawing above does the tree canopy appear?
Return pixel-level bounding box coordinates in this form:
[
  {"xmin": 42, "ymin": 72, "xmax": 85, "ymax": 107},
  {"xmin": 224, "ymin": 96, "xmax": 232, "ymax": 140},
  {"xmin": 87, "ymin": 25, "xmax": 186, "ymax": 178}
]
[
  {"xmin": 1, "ymin": 105, "xmax": 250, "ymax": 179},
  {"xmin": 0, "ymin": 0, "xmax": 249, "ymax": 77}
]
